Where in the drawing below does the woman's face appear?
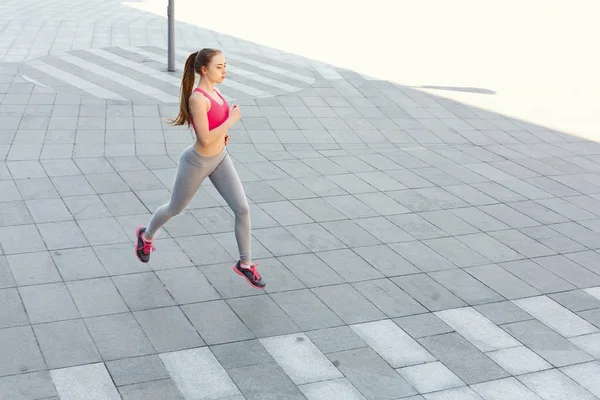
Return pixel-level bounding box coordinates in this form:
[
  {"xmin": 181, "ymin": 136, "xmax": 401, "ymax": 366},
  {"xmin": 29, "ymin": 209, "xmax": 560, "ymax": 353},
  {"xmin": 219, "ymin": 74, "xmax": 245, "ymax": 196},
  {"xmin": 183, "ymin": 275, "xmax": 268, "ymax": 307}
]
[{"xmin": 202, "ymin": 52, "xmax": 226, "ymax": 84}]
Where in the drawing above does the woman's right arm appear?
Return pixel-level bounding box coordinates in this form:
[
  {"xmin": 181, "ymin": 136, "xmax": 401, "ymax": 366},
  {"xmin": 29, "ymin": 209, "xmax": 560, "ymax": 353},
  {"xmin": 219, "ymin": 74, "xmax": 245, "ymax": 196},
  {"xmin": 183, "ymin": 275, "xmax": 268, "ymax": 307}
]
[{"xmin": 189, "ymin": 94, "xmax": 236, "ymax": 147}]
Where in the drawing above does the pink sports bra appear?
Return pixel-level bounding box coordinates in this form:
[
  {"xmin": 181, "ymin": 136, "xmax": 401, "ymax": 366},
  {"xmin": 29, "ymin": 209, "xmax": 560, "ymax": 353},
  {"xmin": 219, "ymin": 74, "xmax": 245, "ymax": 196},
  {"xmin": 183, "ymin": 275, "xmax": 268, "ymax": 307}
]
[{"xmin": 191, "ymin": 87, "xmax": 229, "ymax": 131}]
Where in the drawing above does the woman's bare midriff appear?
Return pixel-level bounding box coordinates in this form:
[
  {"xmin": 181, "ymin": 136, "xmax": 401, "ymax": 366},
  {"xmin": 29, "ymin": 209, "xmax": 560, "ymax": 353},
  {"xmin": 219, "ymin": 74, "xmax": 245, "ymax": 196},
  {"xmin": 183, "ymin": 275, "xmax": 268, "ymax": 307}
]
[{"xmin": 193, "ymin": 137, "xmax": 226, "ymax": 157}]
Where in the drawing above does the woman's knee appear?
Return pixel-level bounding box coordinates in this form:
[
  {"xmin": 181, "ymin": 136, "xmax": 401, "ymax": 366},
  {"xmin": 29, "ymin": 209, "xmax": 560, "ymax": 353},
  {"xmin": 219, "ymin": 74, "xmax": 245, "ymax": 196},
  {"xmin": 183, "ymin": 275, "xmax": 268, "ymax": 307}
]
[{"xmin": 234, "ymin": 202, "xmax": 250, "ymax": 217}]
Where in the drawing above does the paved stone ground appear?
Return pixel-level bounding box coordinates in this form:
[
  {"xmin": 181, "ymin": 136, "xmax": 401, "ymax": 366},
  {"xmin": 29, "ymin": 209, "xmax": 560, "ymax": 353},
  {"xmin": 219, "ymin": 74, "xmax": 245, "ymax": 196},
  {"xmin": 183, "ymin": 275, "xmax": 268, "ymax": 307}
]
[{"xmin": 2, "ymin": 1, "xmax": 600, "ymax": 399}]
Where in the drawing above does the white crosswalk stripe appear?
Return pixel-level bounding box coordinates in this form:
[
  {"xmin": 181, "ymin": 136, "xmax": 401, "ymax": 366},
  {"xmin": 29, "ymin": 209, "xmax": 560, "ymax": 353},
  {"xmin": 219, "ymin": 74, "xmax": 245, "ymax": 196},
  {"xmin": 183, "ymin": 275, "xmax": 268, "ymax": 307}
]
[
  {"xmin": 124, "ymin": 46, "xmax": 269, "ymax": 98},
  {"xmin": 60, "ymin": 53, "xmax": 180, "ymax": 102},
  {"xmin": 28, "ymin": 59, "xmax": 128, "ymax": 100},
  {"xmin": 20, "ymin": 45, "xmax": 317, "ymax": 103}
]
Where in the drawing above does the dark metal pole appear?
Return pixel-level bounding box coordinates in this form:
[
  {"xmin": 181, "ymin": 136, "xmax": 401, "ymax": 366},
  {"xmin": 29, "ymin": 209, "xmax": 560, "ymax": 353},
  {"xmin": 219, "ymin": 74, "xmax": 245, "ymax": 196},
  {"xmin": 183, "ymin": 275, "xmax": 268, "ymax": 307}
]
[{"xmin": 167, "ymin": 0, "xmax": 175, "ymax": 71}]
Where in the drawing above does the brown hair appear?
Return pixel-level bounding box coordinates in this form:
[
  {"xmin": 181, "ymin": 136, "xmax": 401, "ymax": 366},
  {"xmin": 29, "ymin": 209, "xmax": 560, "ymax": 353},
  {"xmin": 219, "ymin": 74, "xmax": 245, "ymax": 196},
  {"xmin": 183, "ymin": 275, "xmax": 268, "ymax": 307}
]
[{"xmin": 168, "ymin": 48, "xmax": 222, "ymax": 126}]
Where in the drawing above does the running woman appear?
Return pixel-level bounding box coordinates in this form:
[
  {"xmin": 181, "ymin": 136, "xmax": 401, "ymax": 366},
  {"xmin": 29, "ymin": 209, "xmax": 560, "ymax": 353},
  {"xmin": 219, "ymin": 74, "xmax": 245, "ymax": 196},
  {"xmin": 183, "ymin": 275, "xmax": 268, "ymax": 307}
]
[{"xmin": 135, "ymin": 48, "xmax": 265, "ymax": 289}]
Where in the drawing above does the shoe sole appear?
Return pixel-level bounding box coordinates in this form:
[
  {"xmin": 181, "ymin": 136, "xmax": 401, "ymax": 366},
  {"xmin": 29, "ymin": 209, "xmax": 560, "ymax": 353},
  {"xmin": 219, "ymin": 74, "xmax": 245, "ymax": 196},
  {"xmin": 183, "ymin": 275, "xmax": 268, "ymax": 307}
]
[
  {"xmin": 134, "ymin": 225, "xmax": 149, "ymax": 263},
  {"xmin": 233, "ymin": 265, "xmax": 266, "ymax": 289}
]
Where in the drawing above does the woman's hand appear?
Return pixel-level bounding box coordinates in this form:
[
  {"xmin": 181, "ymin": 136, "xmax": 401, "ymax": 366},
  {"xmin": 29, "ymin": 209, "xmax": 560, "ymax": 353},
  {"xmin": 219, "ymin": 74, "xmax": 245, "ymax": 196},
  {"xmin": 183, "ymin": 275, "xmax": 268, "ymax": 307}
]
[{"xmin": 229, "ymin": 105, "xmax": 241, "ymax": 124}]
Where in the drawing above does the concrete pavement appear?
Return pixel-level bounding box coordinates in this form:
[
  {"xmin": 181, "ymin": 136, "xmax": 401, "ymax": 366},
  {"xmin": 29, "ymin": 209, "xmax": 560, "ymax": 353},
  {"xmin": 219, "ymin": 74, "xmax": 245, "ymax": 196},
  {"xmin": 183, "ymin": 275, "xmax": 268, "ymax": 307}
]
[{"xmin": 1, "ymin": 0, "xmax": 600, "ymax": 399}]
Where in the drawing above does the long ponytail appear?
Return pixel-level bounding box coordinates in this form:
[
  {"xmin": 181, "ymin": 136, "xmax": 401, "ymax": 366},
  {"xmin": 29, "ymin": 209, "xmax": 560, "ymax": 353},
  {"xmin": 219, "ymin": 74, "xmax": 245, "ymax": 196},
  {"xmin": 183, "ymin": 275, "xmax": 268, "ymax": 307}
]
[
  {"xmin": 167, "ymin": 48, "xmax": 222, "ymax": 127},
  {"xmin": 169, "ymin": 52, "xmax": 198, "ymax": 127}
]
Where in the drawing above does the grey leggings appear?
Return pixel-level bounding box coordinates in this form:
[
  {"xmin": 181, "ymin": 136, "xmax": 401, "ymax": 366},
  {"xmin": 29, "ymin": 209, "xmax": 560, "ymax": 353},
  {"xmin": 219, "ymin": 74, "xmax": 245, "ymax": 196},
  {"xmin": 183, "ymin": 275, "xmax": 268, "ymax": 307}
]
[{"xmin": 146, "ymin": 145, "xmax": 251, "ymax": 263}]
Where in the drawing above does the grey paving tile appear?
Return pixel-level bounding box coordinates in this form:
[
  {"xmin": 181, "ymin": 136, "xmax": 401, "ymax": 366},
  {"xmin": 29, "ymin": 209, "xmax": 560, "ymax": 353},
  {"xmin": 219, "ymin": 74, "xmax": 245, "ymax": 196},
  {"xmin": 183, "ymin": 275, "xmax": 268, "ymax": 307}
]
[
  {"xmin": 423, "ymin": 387, "xmax": 484, "ymax": 400},
  {"xmin": 19, "ymin": 282, "xmax": 80, "ymax": 324},
  {"xmin": 479, "ymin": 203, "xmax": 540, "ymax": 229},
  {"xmin": 578, "ymin": 308, "xmax": 600, "ymax": 328},
  {"xmin": 0, "ymin": 288, "xmax": 28, "ymax": 328},
  {"xmin": 252, "ymin": 226, "xmax": 310, "ymax": 256},
  {"xmin": 112, "ymin": 272, "xmax": 175, "ymax": 311},
  {"xmin": 392, "ymin": 274, "xmax": 467, "ymax": 311},
  {"xmin": 471, "ymin": 377, "xmax": 542, "ymax": 400},
  {"xmin": 85, "ymin": 312, "xmax": 154, "ymax": 361},
  {"xmin": 550, "ymin": 221, "xmax": 600, "ymax": 249},
  {"xmin": 134, "ymin": 306, "xmax": 204, "ymax": 352},
  {"xmin": 63, "ymin": 194, "xmax": 112, "ymax": 220},
  {"xmin": 312, "ymin": 283, "xmax": 386, "ymax": 324},
  {"xmin": 353, "ymin": 278, "xmax": 427, "ymax": 317},
  {"xmin": 50, "ymin": 363, "xmax": 120, "ymax": 400},
  {"xmin": 305, "ymin": 326, "xmax": 368, "ymax": 354},
  {"xmin": 0, "ymin": 224, "xmax": 46, "ymax": 254},
  {"xmin": 298, "ymin": 176, "xmax": 347, "ymax": 196},
  {"xmin": 507, "ymin": 200, "xmax": 570, "ymax": 224},
  {"xmin": 418, "ymin": 332, "xmax": 509, "ymax": 385},
  {"xmin": 67, "ymin": 278, "xmax": 128, "ymax": 317},
  {"xmin": 316, "ymin": 248, "xmax": 383, "ymax": 282},
  {"xmin": 299, "ymin": 378, "xmax": 367, "ymax": 400},
  {"xmin": 0, "ymin": 256, "xmax": 15, "ymax": 289},
  {"xmin": 15, "ymin": 177, "xmax": 60, "ymax": 200},
  {"xmin": 398, "ymin": 361, "xmax": 464, "ymax": 394},
  {"xmin": 0, "ymin": 200, "xmax": 34, "ymax": 227},
  {"xmin": 501, "ymin": 260, "xmax": 576, "ymax": 294},
  {"xmin": 561, "ymin": 361, "xmax": 600, "ymax": 398},
  {"xmin": 51, "ymin": 247, "xmax": 108, "ymax": 280},
  {"xmin": 489, "ymin": 229, "xmax": 556, "ymax": 258},
  {"xmin": 387, "ymin": 189, "xmax": 443, "ymax": 212},
  {"xmin": 228, "ymin": 295, "xmax": 300, "ymax": 338},
  {"xmin": 86, "ymin": 172, "xmax": 129, "ymax": 194},
  {"xmin": 353, "ymin": 244, "xmax": 420, "ymax": 277},
  {"xmin": 229, "ymin": 361, "xmax": 305, "ymax": 400},
  {"xmin": 320, "ymin": 219, "xmax": 381, "ymax": 247},
  {"xmin": 34, "ymin": 319, "xmax": 101, "ymax": 369},
  {"xmin": 211, "ymin": 339, "xmax": 274, "ymax": 369},
  {"xmin": 443, "ymin": 184, "xmax": 498, "ymax": 206},
  {"xmin": 322, "ymin": 195, "xmax": 379, "ymax": 219},
  {"xmin": 393, "ymin": 313, "xmax": 454, "ymax": 338},
  {"xmin": 287, "ymin": 222, "xmax": 346, "ymax": 252},
  {"xmin": 354, "ymin": 216, "xmax": 414, "ymax": 243},
  {"xmin": 534, "ymin": 255, "xmax": 600, "ymax": 289},
  {"xmin": 6, "ymin": 251, "xmax": 61, "ymax": 286},
  {"xmin": 472, "ymin": 181, "xmax": 527, "ymax": 202},
  {"xmin": 38, "ymin": 220, "xmax": 90, "ymax": 250},
  {"xmin": 570, "ymin": 332, "xmax": 600, "ymax": 359},
  {"xmin": 155, "ymin": 267, "xmax": 220, "ymax": 304},
  {"xmin": 119, "ymin": 379, "xmax": 184, "ymax": 400},
  {"xmin": 513, "ymin": 295, "xmax": 598, "ymax": 337},
  {"xmin": 327, "ymin": 347, "xmax": 417, "ymax": 400},
  {"xmin": 518, "ymin": 369, "xmax": 597, "ymax": 400},
  {"xmin": 175, "ymin": 234, "xmax": 236, "ymax": 265},
  {"xmin": 93, "ymin": 243, "xmax": 151, "ymax": 275},
  {"xmin": 430, "ymin": 269, "xmax": 504, "ymax": 305},
  {"xmin": 474, "ymin": 301, "xmax": 533, "ymax": 325},
  {"xmin": 182, "ymin": 300, "xmax": 254, "ymax": 345},
  {"xmin": 419, "ymin": 209, "xmax": 480, "ymax": 235},
  {"xmin": 271, "ymin": 289, "xmax": 343, "ymax": 330},
  {"xmin": 106, "ymin": 354, "xmax": 169, "ymax": 387},
  {"xmin": 259, "ymin": 200, "xmax": 313, "ymax": 225},
  {"xmin": 0, "ymin": 180, "xmax": 22, "ymax": 203},
  {"xmin": 351, "ymin": 319, "xmax": 435, "ymax": 368},
  {"xmin": 423, "ymin": 237, "xmax": 491, "ymax": 268},
  {"xmin": 0, "ymin": 371, "xmax": 57, "ymax": 400},
  {"xmin": 293, "ymin": 196, "xmax": 346, "ymax": 222},
  {"xmin": 0, "ymin": 325, "xmax": 46, "ymax": 376},
  {"xmin": 502, "ymin": 320, "xmax": 594, "ymax": 367},
  {"xmin": 161, "ymin": 347, "xmax": 242, "ymax": 399},
  {"xmin": 435, "ymin": 307, "xmax": 521, "ymax": 352},
  {"xmin": 260, "ymin": 333, "xmax": 342, "ymax": 385},
  {"xmin": 389, "ymin": 240, "xmax": 457, "ymax": 272},
  {"xmin": 387, "ymin": 213, "xmax": 448, "ymax": 239},
  {"xmin": 51, "ymin": 175, "xmax": 95, "ymax": 196},
  {"xmin": 565, "ymin": 250, "xmax": 600, "ymax": 276},
  {"xmin": 77, "ymin": 217, "xmax": 130, "ymax": 245},
  {"xmin": 456, "ymin": 233, "xmax": 523, "ymax": 263},
  {"xmin": 487, "ymin": 346, "xmax": 553, "ymax": 375}
]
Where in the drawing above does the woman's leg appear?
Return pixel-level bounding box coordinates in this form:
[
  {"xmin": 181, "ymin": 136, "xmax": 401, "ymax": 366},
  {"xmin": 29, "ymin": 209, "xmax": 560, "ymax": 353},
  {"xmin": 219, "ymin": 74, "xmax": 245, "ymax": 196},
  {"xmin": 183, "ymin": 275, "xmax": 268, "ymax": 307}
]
[
  {"xmin": 136, "ymin": 152, "xmax": 208, "ymax": 262},
  {"xmin": 209, "ymin": 153, "xmax": 265, "ymax": 288}
]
